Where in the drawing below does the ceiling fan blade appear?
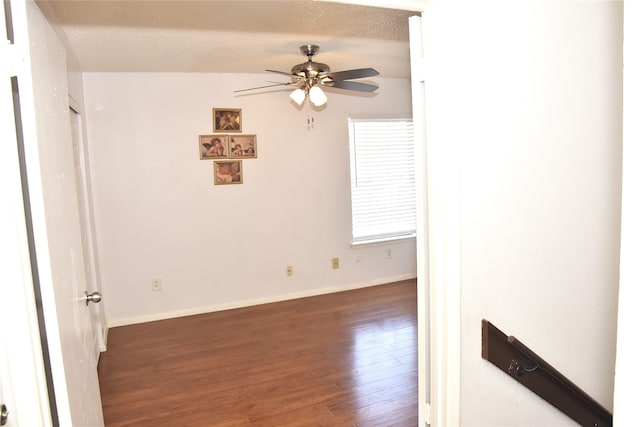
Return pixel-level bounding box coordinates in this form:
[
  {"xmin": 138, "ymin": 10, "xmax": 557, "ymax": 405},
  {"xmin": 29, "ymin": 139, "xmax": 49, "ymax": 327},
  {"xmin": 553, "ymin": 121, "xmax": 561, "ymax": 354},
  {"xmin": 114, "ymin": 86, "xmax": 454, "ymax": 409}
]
[
  {"xmin": 324, "ymin": 68, "xmax": 379, "ymax": 81},
  {"xmin": 266, "ymin": 69, "xmax": 296, "ymax": 77},
  {"xmin": 234, "ymin": 82, "xmax": 295, "ymax": 93},
  {"xmin": 323, "ymin": 80, "xmax": 378, "ymax": 92}
]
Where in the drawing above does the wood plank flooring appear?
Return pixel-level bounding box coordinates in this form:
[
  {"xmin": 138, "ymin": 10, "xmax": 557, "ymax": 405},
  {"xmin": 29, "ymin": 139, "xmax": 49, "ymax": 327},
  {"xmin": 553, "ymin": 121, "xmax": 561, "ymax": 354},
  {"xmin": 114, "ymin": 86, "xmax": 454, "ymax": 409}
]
[{"xmin": 97, "ymin": 279, "xmax": 418, "ymax": 426}]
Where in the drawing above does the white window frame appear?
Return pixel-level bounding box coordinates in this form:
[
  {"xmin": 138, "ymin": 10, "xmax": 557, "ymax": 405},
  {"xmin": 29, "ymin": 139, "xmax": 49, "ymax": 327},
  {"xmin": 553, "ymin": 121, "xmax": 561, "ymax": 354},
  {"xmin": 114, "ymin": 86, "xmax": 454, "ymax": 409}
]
[{"xmin": 348, "ymin": 117, "xmax": 416, "ymax": 245}]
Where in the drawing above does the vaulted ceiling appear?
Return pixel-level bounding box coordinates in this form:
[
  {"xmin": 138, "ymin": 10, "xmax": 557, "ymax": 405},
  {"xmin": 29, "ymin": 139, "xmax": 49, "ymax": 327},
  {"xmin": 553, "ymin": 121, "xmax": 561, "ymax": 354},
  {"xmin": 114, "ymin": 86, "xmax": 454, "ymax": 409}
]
[{"xmin": 42, "ymin": 1, "xmax": 418, "ymax": 79}]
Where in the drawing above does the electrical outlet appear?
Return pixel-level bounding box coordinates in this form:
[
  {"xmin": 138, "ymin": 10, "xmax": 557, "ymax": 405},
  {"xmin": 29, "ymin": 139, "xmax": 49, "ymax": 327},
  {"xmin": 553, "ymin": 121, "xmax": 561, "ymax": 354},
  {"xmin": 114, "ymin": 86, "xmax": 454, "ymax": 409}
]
[
  {"xmin": 286, "ymin": 265, "xmax": 293, "ymax": 277},
  {"xmin": 151, "ymin": 278, "xmax": 162, "ymax": 291},
  {"xmin": 332, "ymin": 257, "xmax": 340, "ymax": 269}
]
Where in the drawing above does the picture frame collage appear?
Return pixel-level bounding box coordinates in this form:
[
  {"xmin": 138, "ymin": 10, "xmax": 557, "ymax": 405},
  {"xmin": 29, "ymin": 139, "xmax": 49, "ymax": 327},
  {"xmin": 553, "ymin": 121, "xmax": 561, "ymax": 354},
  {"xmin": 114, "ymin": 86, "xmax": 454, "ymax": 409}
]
[{"xmin": 199, "ymin": 108, "xmax": 257, "ymax": 185}]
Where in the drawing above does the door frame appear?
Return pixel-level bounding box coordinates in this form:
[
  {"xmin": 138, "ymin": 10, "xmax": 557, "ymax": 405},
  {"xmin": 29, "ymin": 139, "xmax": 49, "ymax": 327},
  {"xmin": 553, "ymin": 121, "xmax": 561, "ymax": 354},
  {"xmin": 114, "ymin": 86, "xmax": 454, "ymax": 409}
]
[
  {"xmin": 0, "ymin": 1, "xmax": 56, "ymax": 425},
  {"xmin": 613, "ymin": 1, "xmax": 640, "ymax": 424}
]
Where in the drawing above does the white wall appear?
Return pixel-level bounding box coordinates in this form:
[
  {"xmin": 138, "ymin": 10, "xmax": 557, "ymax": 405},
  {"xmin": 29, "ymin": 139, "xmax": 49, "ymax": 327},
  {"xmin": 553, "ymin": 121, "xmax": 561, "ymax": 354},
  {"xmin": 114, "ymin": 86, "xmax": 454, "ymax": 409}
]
[
  {"xmin": 423, "ymin": 1, "xmax": 622, "ymax": 425},
  {"xmin": 82, "ymin": 73, "xmax": 416, "ymax": 326}
]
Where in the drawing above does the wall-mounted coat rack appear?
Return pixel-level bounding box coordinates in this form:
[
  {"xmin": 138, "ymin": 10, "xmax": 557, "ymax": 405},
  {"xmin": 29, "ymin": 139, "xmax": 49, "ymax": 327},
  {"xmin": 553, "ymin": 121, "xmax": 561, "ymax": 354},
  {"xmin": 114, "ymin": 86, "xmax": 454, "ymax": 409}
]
[{"xmin": 481, "ymin": 319, "xmax": 612, "ymax": 427}]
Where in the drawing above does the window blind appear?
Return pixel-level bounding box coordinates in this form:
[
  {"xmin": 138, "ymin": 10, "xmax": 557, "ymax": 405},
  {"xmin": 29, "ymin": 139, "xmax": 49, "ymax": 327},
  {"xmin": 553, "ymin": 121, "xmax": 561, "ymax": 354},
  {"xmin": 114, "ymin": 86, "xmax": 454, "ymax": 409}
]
[{"xmin": 348, "ymin": 118, "xmax": 416, "ymax": 243}]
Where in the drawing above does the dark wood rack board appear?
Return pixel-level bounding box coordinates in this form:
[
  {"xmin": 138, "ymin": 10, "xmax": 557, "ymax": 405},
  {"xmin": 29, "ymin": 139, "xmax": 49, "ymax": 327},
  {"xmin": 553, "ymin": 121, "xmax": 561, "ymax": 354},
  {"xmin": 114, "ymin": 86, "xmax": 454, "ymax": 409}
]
[{"xmin": 481, "ymin": 319, "xmax": 612, "ymax": 427}]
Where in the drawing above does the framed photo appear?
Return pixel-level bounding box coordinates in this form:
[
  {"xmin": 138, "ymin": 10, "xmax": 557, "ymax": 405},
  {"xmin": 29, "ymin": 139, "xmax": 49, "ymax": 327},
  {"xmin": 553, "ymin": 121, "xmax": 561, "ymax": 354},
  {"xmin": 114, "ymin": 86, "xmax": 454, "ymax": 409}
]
[
  {"xmin": 229, "ymin": 135, "xmax": 257, "ymax": 158},
  {"xmin": 213, "ymin": 108, "xmax": 242, "ymax": 132},
  {"xmin": 199, "ymin": 135, "xmax": 229, "ymax": 159},
  {"xmin": 214, "ymin": 160, "xmax": 243, "ymax": 185}
]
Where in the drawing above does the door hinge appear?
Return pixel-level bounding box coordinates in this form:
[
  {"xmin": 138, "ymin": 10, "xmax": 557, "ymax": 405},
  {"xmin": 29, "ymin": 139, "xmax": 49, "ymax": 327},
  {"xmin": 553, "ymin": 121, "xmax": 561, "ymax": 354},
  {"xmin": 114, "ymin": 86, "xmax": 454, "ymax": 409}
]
[
  {"xmin": 1, "ymin": 41, "xmax": 24, "ymax": 78},
  {"xmin": 1, "ymin": 403, "xmax": 9, "ymax": 426}
]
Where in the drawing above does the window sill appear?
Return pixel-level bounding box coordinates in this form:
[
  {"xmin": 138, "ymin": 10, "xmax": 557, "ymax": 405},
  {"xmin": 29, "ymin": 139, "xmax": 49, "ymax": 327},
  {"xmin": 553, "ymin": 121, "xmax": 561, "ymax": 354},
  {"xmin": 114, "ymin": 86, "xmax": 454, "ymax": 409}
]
[{"xmin": 351, "ymin": 233, "xmax": 417, "ymax": 247}]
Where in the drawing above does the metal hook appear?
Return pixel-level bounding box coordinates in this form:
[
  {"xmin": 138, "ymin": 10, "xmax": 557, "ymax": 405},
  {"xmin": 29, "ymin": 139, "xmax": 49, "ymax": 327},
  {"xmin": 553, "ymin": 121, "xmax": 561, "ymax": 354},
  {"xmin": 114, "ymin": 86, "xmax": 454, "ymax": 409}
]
[{"xmin": 508, "ymin": 359, "xmax": 539, "ymax": 377}]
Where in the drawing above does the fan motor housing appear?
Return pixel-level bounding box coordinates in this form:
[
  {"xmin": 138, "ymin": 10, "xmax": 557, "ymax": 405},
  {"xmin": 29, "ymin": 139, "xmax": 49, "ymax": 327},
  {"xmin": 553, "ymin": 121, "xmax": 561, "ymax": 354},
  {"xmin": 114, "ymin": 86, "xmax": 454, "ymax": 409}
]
[{"xmin": 291, "ymin": 61, "xmax": 330, "ymax": 78}]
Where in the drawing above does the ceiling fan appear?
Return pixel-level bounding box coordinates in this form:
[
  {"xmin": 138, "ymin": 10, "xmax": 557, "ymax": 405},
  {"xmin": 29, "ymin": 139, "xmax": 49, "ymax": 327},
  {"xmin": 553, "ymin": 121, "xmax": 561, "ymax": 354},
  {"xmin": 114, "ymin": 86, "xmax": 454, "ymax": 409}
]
[{"xmin": 234, "ymin": 44, "xmax": 379, "ymax": 106}]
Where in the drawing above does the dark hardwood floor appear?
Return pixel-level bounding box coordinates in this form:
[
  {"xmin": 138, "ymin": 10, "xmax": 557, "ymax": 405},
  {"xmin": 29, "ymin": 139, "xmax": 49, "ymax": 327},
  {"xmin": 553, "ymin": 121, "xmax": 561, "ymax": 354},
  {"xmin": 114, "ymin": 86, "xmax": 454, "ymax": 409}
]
[{"xmin": 97, "ymin": 279, "xmax": 418, "ymax": 426}]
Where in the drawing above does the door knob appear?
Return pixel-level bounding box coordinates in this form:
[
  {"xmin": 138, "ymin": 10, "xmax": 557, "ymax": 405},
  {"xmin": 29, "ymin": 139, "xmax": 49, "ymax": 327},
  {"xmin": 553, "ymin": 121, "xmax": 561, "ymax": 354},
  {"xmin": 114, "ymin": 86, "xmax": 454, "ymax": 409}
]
[{"xmin": 84, "ymin": 291, "xmax": 102, "ymax": 306}]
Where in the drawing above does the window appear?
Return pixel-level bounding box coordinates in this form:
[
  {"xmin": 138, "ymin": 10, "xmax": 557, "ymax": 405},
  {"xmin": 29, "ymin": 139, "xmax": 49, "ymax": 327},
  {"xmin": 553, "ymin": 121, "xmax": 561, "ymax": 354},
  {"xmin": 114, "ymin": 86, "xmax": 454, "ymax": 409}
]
[{"xmin": 348, "ymin": 118, "xmax": 416, "ymax": 244}]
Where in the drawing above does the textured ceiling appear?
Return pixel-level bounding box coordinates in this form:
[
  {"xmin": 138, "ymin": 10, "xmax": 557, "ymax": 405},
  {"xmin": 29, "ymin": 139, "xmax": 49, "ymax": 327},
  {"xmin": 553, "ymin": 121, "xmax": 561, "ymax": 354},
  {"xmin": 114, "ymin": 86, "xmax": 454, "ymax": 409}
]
[{"xmin": 44, "ymin": 1, "xmax": 417, "ymax": 79}]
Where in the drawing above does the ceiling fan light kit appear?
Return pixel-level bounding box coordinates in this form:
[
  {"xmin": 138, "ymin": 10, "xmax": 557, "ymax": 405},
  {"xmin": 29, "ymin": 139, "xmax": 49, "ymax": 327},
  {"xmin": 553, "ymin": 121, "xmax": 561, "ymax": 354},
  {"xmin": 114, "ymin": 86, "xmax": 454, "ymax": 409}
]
[
  {"xmin": 235, "ymin": 44, "xmax": 379, "ymax": 107},
  {"xmin": 308, "ymin": 85, "xmax": 328, "ymax": 106},
  {"xmin": 289, "ymin": 88, "xmax": 306, "ymax": 105}
]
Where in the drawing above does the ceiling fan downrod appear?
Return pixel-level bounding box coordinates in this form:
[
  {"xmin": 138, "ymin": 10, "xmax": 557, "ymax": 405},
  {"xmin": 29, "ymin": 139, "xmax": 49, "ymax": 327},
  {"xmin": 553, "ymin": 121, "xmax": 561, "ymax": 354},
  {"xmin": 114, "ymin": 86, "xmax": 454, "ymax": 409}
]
[{"xmin": 300, "ymin": 44, "xmax": 320, "ymax": 59}]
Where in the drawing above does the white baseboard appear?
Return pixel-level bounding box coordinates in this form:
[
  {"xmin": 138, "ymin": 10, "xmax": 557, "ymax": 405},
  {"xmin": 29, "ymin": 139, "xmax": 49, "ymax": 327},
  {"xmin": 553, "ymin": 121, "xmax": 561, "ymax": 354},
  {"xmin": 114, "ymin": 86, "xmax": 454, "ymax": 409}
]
[{"xmin": 107, "ymin": 274, "xmax": 416, "ymax": 328}]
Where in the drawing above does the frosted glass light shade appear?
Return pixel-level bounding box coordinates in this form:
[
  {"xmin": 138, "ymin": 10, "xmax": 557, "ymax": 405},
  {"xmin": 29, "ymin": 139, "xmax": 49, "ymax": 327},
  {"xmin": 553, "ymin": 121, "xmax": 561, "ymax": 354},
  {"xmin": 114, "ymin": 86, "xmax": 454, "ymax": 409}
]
[
  {"xmin": 309, "ymin": 85, "xmax": 327, "ymax": 106},
  {"xmin": 289, "ymin": 88, "xmax": 306, "ymax": 105}
]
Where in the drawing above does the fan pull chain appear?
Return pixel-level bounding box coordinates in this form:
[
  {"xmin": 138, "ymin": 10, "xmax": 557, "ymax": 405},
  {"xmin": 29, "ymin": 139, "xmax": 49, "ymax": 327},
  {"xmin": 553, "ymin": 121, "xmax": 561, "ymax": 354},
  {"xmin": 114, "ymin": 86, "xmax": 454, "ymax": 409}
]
[{"xmin": 306, "ymin": 101, "xmax": 315, "ymax": 130}]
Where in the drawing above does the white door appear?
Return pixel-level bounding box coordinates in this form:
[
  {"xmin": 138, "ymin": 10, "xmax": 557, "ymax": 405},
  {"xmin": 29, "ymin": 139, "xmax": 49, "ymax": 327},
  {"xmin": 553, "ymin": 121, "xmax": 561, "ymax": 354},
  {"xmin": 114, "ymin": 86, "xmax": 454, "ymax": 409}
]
[
  {"xmin": 70, "ymin": 107, "xmax": 107, "ymax": 359},
  {"xmin": 7, "ymin": 1, "xmax": 105, "ymax": 425}
]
